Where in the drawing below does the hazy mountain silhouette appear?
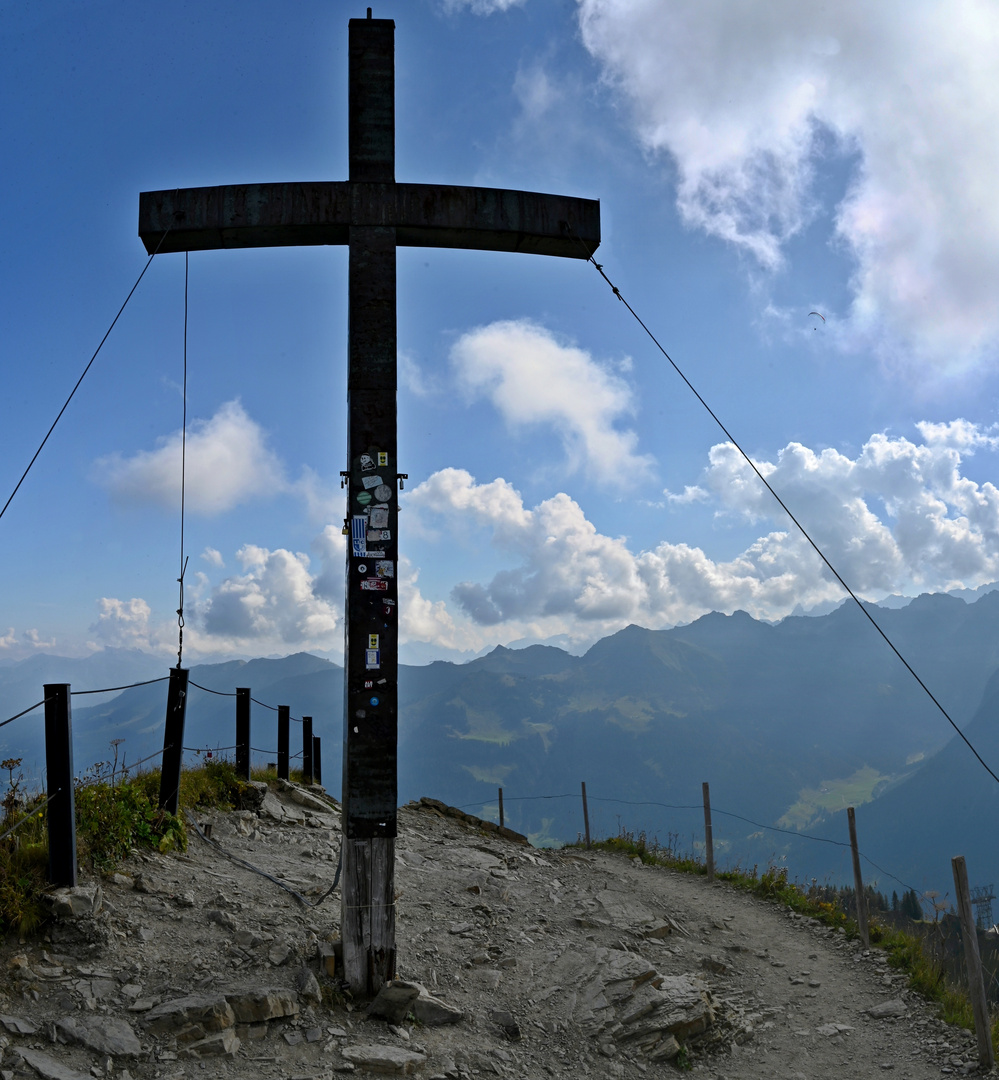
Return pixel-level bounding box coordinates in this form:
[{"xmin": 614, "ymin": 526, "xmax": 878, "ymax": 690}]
[{"xmin": 4, "ymin": 591, "xmax": 999, "ymax": 890}]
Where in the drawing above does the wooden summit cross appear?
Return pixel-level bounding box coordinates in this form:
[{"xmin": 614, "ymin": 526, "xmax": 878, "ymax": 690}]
[{"xmin": 138, "ymin": 12, "xmax": 600, "ymax": 995}]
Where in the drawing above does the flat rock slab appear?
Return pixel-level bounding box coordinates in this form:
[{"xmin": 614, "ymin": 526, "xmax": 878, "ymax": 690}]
[
  {"xmin": 411, "ymin": 992, "xmax": 463, "ymax": 1026},
  {"xmin": 144, "ymin": 993, "xmax": 235, "ymax": 1041},
  {"xmin": 56, "ymin": 1014, "xmax": 142, "ymax": 1056},
  {"xmin": 0, "ymin": 1014, "xmax": 38, "ymax": 1034},
  {"xmin": 15, "ymin": 1047, "xmax": 93, "ymax": 1080},
  {"xmin": 226, "ymin": 987, "xmax": 300, "ymax": 1023},
  {"xmin": 368, "ymin": 980, "xmax": 421, "ymax": 1024},
  {"xmin": 44, "ymin": 884, "xmax": 103, "ymax": 918},
  {"xmin": 868, "ymin": 998, "xmax": 908, "ymax": 1019},
  {"xmin": 341, "ymin": 1043, "xmax": 428, "ymax": 1074}
]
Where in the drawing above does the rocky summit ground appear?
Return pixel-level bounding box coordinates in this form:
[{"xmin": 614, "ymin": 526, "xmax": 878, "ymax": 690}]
[{"xmin": 0, "ymin": 779, "xmax": 990, "ymax": 1080}]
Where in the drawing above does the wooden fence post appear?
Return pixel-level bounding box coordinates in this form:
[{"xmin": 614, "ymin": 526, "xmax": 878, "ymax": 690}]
[
  {"xmin": 302, "ymin": 716, "xmax": 314, "ymax": 785},
  {"xmin": 277, "ymin": 705, "xmax": 290, "ymax": 781},
  {"xmin": 847, "ymin": 806, "xmax": 870, "ymax": 948},
  {"xmin": 952, "ymin": 855, "xmax": 995, "ymax": 1071},
  {"xmin": 235, "ymin": 688, "xmax": 251, "ymax": 780},
  {"xmin": 581, "ymin": 781, "xmax": 591, "ymax": 849},
  {"xmin": 313, "ymin": 736, "xmax": 322, "ymax": 786},
  {"xmin": 43, "ymin": 684, "xmax": 76, "ymax": 888},
  {"xmin": 498, "ymin": 786, "xmax": 504, "ymax": 829},
  {"xmin": 702, "ymin": 781, "xmax": 715, "ymax": 882},
  {"xmin": 159, "ymin": 668, "xmax": 189, "ymax": 814}
]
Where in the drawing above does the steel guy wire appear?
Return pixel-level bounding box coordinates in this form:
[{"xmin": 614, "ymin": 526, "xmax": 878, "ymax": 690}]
[
  {"xmin": 0, "ymin": 227, "xmax": 172, "ymax": 525},
  {"xmin": 571, "ymin": 231, "xmax": 999, "ymax": 789},
  {"xmin": 0, "ymin": 698, "xmax": 49, "ymax": 729}
]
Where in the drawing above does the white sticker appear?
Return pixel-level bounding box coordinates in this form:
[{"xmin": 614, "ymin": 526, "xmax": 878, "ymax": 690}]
[
  {"xmin": 369, "ymin": 506, "xmax": 389, "ymax": 529},
  {"xmin": 362, "ymin": 474, "xmax": 384, "ymax": 490},
  {"xmin": 375, "ymin": 560, "xmax": 395, "ymax": 579},
  {"xmin": 373, "ymin": 484, "xmax": 393, "ymax": 502},
  {"xmin": 365, "ymin": 648, "xmax": 380, "ymax": 669},
  {"xmin": 367, "ymin": 529, "xmax": 391, "ymax": 542}
]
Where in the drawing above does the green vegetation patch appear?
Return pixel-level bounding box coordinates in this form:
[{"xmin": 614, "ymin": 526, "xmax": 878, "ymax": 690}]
[
  {"xmin": 778, "ymin": 765, "xmax": 890, "ymax": 829},
  {"xmin": 1, "ymin": 754, "xmax": 256, "ymax": 937},
  {"xmin": 447, "ymin": 699, "xmax": 522, "ymax": 745}
]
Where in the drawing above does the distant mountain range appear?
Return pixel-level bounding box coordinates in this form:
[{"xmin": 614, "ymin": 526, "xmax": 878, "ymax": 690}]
[{"xmin": 4, "ymin": 590, "xmax": 999, "ymax": 896}]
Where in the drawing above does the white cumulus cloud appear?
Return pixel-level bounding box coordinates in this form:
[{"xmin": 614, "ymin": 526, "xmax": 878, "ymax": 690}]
[
  {"xmin": 95, "ymin": 399, "xmax": 286, "ymax": 514},
  {"xmin": 451, "ymin": 319, "xmax": 654, "ymax": 485},
  {"xmin": 197, "ymin": 543, "xmax": 341, "ymax": 650},
  {"xmin": 576, "ymin": 0, "xmax": 999, "ymax": 366},
  {"xmin": 404, "ymin": 421, "xmax": 999, "ymax": 646}
]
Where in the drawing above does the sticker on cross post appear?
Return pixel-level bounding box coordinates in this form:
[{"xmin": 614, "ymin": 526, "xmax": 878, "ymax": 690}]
[
  {"xmin": 373, "ymin": 484, "xmax": 393, "ymax": 503},
  {"xmin": 361, "ymin": 474, "xmax": 384, "ymax": 490},
  {"xmin": 367, "ymin": 529, "xmax": 391, "ymax": 543},
  {"xmin": 356, "ymin": 490, "xmax": 372, "ymax": 506},
  {"xmin": 360, "ymin": 577, "xmax": 388, "ymax": 591},
  {"xmin": 368, "ymin": 634, "xmax": 379, "ymax": 649},
  {"xmin": 365, "ymin": 648, "xmax": 380, "ymax": 669},
  {"xmin": 377, "ymin": 452, "xmax": 388, "ymax": 467},
  {"xmin": 351, "ymin": 517, "xmax": 368, "ymax": 557},
  {"xmin": 369, "ymin": 506, "xmax": 389, "ymax": 529},
  {"xmin": 375, "ymin": 560, "xmax": 395, "ymax": 579},
  {"xmin": 359, "ymin": 453, "xmax": 375, "ymax": 471}
]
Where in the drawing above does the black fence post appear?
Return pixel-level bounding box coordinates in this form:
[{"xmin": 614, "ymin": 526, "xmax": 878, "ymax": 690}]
[
  {"xmin": 313, "ymin": 736, "xmax": 322, "ymax": 786},
  {"xmin": 278, "ymin": 705, "xmax": 290, "ymax": 781},
  {"xmin": 43, "ymin": 684, "xmax": 77, "ymax": 888},
  {"xmin": 302, "ymin": 716, "xmax": 313, "ymax": 785},
  {"xmin": 702, "ymin": 781, "xmax": 715, "ymax": 882},
  {"xmin": 581, "ymin": 780, "xmax": 591, "ymax": 850},
  {"xmin": 159, "ymin": 668, "xmax": 189, "ymax": 814},
  {"xmin": 236, "ymin": 688, "xmax": 251, "ymax": 780},
  {"xmin": 498, "ymin": 786, "xmax": 504, "ymax": 829}
]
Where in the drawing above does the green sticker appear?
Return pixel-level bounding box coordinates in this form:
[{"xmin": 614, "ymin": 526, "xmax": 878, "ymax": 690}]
[{"xmin": 356, "ymin": 490, "xmax": 372, "ymax": 506}]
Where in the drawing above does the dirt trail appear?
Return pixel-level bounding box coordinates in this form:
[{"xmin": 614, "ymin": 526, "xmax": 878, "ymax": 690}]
[{"xmin": 0, "ymin": 783, "xmax": 987, "ymax": 1079}]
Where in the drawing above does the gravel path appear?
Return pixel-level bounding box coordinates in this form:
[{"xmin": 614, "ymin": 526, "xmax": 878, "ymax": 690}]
[{"xmin": 0, "ymin": 783, "xmax": 989, "ymax": 1079}]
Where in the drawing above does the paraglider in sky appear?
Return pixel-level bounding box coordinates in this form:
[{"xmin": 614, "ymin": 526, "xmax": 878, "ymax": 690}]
[{"xmin": 808, "ymin": 311, "xmax": 826, "ymax": 328}]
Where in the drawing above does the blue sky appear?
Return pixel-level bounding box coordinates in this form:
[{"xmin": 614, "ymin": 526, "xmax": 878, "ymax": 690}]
[{"xmin": 4, "ymin": 0, "xmax": 999, "ymax": 666}]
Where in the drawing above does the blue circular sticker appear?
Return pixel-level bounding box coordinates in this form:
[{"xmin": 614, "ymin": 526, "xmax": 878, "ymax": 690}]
[{"xmin": 370, "ymin": 696, "xmax": 380, "ymax": 706}]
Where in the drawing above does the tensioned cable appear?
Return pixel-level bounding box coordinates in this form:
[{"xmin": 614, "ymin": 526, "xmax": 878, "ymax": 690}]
[
  {"xmin": 187, "ymin": 682, "xmax": 304, "ymax": 722},
  {"xmin": 71, "ymin": 676, "xmax": 170, "ymax": 695},
  {"xmin": 0, "ymin": 699, "xmax": 49, "ymax": 729},
  {"xmin": 176, "ymin": 251, "xmax": 190, "ymax": 670},
  {"xmin": 188, "ymin": 681, "xmax": 236, "ymax": 697},
  {"xmin": 570, "ymin": 232, "xmax": 999, "ymax": 789},
  {"xmin": 0, "ymin": 229, "xmax": 172, "ymax": 525}
]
